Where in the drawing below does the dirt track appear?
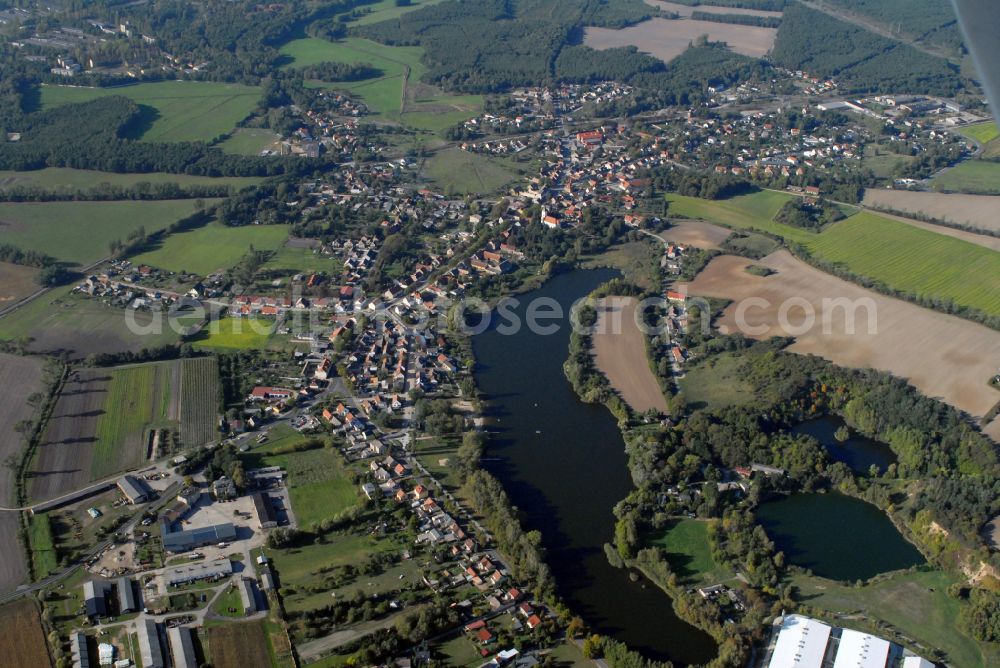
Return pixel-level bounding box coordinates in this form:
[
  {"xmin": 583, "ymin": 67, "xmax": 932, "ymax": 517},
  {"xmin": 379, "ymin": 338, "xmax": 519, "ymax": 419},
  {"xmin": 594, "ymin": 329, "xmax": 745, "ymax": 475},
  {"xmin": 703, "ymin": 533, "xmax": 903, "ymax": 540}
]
[
  {"xmin": 688, "ymin": 251, "xmax": 1000, "ymax": 426},
  {"xmin": 591, "ymin": 297, "xmax": 669, "ymax": 414},
  {"xmin": 0, "ymin": 354, "xmax": 44, "ymax": 593},
  {"xmin": 29, "ymin": 368, "xmax": 110, "ymax": 503},
  {"xmin": 658, "ymin": 221, "xmax": 730, "ymax": 250}
]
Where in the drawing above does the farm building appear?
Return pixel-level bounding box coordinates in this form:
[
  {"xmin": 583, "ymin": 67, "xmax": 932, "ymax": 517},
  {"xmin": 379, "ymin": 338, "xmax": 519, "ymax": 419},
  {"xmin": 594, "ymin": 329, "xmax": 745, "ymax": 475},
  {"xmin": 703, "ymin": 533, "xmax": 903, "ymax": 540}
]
[
  {"xmin": 260, "ymin": 565, "xmax": 276, "ymax": 591},
  {"xmin": 167, "ymin": 626, "xmax": 198, "ymax": 668},
  {"xmin": 138, "ymin": 619, "xmax": 165, "ymax": 668},
  {"xmin": 82, "ymin": 579, "xmax": 110, "ymax": 618},
  {"xmin": 163, "ymin": 559, "xmax": 233, "ymax": 587},
  {"xmin": 118, "ymin": 475, "xmax": 151, "ymax": 504},
  {"xmin": 239, "ymin": 577, "xmax": 258, "ymax": 614},
  {"xmin": 161, "ymin": 519, "xmax": 237, "ymax": 553},
  {"xmin": 117, "ymin": 577, "xmax": 137, "ymax": 613},
  {"xmin": 71, "ymin": 632, "xmax": 91, "ymax": 668},
  {"xmin": 251, "ymin": 492, "xmax": 278, "ymax": 530}
]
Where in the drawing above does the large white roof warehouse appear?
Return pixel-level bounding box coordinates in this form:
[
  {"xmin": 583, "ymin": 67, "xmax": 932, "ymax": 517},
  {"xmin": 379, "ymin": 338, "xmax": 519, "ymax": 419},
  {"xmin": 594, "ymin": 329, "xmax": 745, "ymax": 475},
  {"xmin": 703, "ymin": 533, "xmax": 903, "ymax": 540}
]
[
  {"xmin": 833, "ymin": 629, "xmax": 890, "ymax": 668},
  {"xmin": 768, "ymin": 615, "xmax": 832, "ymax": 668}
]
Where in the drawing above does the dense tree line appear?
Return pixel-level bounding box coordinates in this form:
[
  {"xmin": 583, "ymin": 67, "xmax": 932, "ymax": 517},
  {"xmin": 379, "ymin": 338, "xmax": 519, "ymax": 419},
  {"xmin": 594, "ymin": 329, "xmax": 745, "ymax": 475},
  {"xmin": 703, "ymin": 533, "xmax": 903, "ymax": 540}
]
[
  {"xmin": 689, "ymin": 11, "xmax": 780, "ymax": 28},
  {"xmin": 773, "ymin": 198, "xmax": 844, "ymax": 231},
  {"xmin": 665, "ymin": 0, "xmax": 786, "ymax": 9}
]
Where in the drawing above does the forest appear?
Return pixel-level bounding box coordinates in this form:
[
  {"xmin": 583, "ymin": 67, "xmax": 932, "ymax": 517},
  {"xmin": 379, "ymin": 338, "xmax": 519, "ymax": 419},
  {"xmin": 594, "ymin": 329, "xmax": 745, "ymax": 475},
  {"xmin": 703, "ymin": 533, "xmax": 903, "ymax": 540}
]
[{"xmin": 771, "ymin": 3, "xmax": 962, "ymax": 96}]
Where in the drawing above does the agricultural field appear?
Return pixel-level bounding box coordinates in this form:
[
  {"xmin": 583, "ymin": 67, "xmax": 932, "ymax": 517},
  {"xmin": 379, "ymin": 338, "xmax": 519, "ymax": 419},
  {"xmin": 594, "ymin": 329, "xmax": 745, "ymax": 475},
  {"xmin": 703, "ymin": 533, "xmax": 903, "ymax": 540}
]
[
  {"xmin": 0, "ymin": 599, "xmax": 52, "ymax": 667},
  {"xmin": 688, "ymin": 251, "xmax": 1000, "ymax": 426},
  {"xmin": 278, "ymin": 38, "xmax": 482, "ymax": 131},
  {"xmin": 863, "ymin": 189, "xmax": 1000, "ymax": 235},
  {"xmin": 189, "ymin": 317, "xmax": 275, "ymax": 350},
  {"xmin": 0, "ymin": 285, "xmax": 181, "ymax": 357},
  {"xmin": 789, "ymin": 569, "xmax": 1000, "ymax": 668},
  {"xmin": 0, "ymin": 261, "xmax": 40, "ymax": 309},
  {"xmin": 422, "ymin": 148, "xmax": 522, "ymax": 195},
  {"xmin": 932, "ymin": 160, "xmax": 1000, "ymax": 195},
  {"xmin": 0, "ymin": 168, "xmax": 261, "ymax": 192},
  {"xmin": 38, "ymin": 81, "xmax": 262, "ymax": 143},
  {"xmin": 590, "ymin": 297, "xmax": 668, "ymax": 414},
  {"xmin": 646, "ymin": 518, "xmax": 728, "ymax": 584},
  {"xmin": 585, "ymin": 16, "xmax": 778, "ymax": 62},
  {"xmin": 206, "ymin": 622, "xmax": 272, "ymax": 668},
  {"xmin": 216, "ymin": 128, "xmax": 281, "ymax": 156},
  {"xmin": 179, "ymin": 357, "xmax": 221, "ymax": 447},
  {"xmin": 0, "ymin": 199, "xmax": 216, "ymax": 266},
  {"xmin": 678, "ymin": 352, "xmax": 754, "ymax": 412},
  {"xmin": 0, "ymin": 354, "xmax": 44, "ymax": 592},
  {"xmin": 667, "ymin": 191, "xmax": 1000, "ymax": 316},
  {"xmin": 129, "ymin": 222, "xmax": 289, "ymax": 276},
  {"xmin": 248, "ymin": 440, "xmax": 359, "ymax": 530},
  {"xmin": 657, "ymin": 221, "xmax": 730, "ymax": 250}
]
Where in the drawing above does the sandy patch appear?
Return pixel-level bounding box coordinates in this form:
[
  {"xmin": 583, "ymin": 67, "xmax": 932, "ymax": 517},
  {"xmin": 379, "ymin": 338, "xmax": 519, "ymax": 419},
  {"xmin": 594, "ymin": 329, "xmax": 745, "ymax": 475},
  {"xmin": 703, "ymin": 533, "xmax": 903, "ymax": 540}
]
[
  {"xmin": 585, "ymin": 17, "xmax": 778, "ymax": 61},
  {"xmin": 658, "ymin": 221, "xmax": 731, "ymax": 250},
  {"xmin": 688, "ymin": 251, "xmax": 1000, "ymax": 425},
  {"xmin": 863, "ymin": 190, "xmax": 1000, "ymax": 235},
  {"xmin": 591, "ymin": 297, "xmax": 669, "ymax": 414}
]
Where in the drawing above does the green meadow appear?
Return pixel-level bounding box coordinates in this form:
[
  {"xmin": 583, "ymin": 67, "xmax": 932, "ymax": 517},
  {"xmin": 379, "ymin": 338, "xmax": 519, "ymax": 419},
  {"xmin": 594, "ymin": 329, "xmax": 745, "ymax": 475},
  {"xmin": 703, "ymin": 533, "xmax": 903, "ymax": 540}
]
[
  {"xmin": 279, "ymin": 38, "xmax": 481, "ymax": 131},
  {"xmin": 646, "ymin": 518, "xmax": 729, "ymax": 583},
  {"xmin": 129, "ymin": 222, "xmax": 289, "ymax": 275},
  {"xmin": 667, "ymin": 191, "xmax": 1000, "ymax": 315},
  {"xmin": 216, "ymin": 128, "xmax": 281, "ymax": 156},
  {"xmin": 189, "ymin": 317, "xmax": 274, "ymax": 351},
  {"xmin": 932, "ymin": 160, "xmax": 1000, "ymax": 194},
  {"xmin": 0, "ymin": 168, "xmax": 261, "ymax": 192},
  {"xmin": 38, "ymin": 81, "xmax": 261, "ymax": 143},
  {"xmin": 0, "ymin": 199, "xmax": 215, "ymax": 266},
  {"xmin": 348, "ymin": 0, "xmax": 448, "ymax": 26},
  {"xmin": 958, "ymin": 121, "xmax": 999, "ymax": 145},
  {"xmin": 423, "ymin": 147, "xmax": 522, "ymax": 195}
]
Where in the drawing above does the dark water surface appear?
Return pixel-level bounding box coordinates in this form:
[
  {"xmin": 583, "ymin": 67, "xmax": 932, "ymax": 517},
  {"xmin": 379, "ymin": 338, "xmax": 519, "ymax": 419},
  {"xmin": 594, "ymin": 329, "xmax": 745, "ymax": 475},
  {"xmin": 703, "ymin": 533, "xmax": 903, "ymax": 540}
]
[
  {"xmin": 793, "ymin": 415, "xmax": 897, "ymax": 474},
  {"xmin": 473, "ymin": 269, "xmax": 717, "ymax": 665},
  {"xmin": 756, "ymin": 492, "xmax": 924, "ymax": 581}
]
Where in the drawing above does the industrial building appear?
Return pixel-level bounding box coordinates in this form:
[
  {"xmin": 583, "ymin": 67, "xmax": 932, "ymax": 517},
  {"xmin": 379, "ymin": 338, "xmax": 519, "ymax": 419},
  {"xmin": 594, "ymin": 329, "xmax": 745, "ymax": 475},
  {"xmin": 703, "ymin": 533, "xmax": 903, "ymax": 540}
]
[
  {"xmin": 167, "ymin": 626, "xmax": 198, "ymax": 668},
  {"xmin": 71, "ymin": 632, "xmax": 91, "ymax": 668},
  {"xmin": 137, "ymin": 619, "xmax": 165, "ymax": 668},
  {"xmin": 82, "ymin": 579, "xmax": 110, "ymax": 618},
  {"xmin": 116, "ymin": 577, "xmax": 137, "ymax": 613},
  {"xmin": 252, "ymin": 491, "xmax": 278, "ymax": 530},
  {"xmin": 117, "ymin": 475, "xmax": 151, "ymax": 504},
  {"xmin": 160, "ymin": 519, "xmax": 237, "ymax": 553},
  {"xmin": 765, "ymin": 615, "xmax": 932, "ymax": 668},
  {"xmin": 239, "ymin": 577, "xmax": 258, "ymax": 614},
  {"xmin": 164, "ymin": 558, "xmax": 233, "ymax": 587}
]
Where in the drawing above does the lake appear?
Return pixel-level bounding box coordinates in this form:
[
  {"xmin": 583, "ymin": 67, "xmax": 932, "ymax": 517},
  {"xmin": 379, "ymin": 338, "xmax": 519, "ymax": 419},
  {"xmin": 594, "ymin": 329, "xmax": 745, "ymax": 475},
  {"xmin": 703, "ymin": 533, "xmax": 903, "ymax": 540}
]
[
  {"xmin": 793, "ymin": 414, "xmax": 897, "ymax": 474},
  {"xmin": 756, "ymin": 493, "xmax": 924, "ymax": 581},
  {"xmin": 473, "ymin": 269, "xmax": 717, "ymax": 665}
]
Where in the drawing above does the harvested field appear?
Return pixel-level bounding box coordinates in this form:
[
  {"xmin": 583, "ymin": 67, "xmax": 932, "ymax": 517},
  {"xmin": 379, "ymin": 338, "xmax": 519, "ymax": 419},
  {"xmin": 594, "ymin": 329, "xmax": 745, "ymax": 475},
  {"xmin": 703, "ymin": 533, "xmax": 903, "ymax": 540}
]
[
  {"xmin": 29, "ymin": 368, "xmax": 110, "ymax": 503},
  {"xmin": 584, "ymin": 17, "xmax": 778, "ymax": 62},
  {"xmin": 207, "ymin": 621, "xmax": 270, "ymax": 668},
  {"xmin": 0, "ymin": 262, "xmax": 40, "ymax": 308},
  {"xmin": 657, "ymin": 221, "xmax": 730, "ymax": 250},
  {"xmin": 0, "ymin": 354, "xmax": 44, "ymax": 592},
  {"xmin": 863, "ymin": 190, "xmax": 1000, "ymax": 235},
  {"xmin": 0, "ymin": 599, "xmax": 51, "ymax": 666},
  {"xmin": 648, "ymin": 1, "xmax": 783, "ymax": 19},
  {"xmin": 688, "ymin": 251, "xmax": 1000, "ymax": 426},
  {"xmin": 591, "ymin": 297, "xmax": 669, "ymax": 414}
]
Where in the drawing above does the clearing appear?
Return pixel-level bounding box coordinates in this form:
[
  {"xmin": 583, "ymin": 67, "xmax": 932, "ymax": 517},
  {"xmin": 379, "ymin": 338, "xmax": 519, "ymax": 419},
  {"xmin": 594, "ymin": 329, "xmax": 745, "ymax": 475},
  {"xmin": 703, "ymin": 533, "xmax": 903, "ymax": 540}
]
[
  {"xmin": 347, "ymin": 0, "xmax": 448, "ymax": 26},
  {"xmin": 863, "ymin": 189, "xmax": 1000, "ymax": 234},
  {"xmin": 129, "ymin": 222, "xmax": 290, "ymax": 276},
  {"xmin": 591, "ymin": 297, "xmax": 668, "ymax": 414},
  {"xmin": 279, "ymin": 38, "xmax": 482, "ymax": 131},
  {"xmin": 585, "ymin": 17, "xmax": 778, "ymax": 62},
  {"xmin": 38, "ymin": 81, "xmax": 261, "ymax": 143},
  {"xmin": 932, "ymin": 160, "xmax": 1000, "ymax": 195},
  {"xmin": 657, "ymin": 221, "xmax": 730, "ymax": 250},
  {"xmin": 0, "ymin": 354, "xmax": 44, "ymax": 592},
  {"xmin": 678, "ymin": 352, "xmax": 754, "ymax": 412},
  {"xmin": 648, "ymin": 1, "xmax": 782, "ymax": 20},
  {"xmin": 789, "ymin": 569, "xmax": 1000, "ymax": 668},
  {"xmin": 217, "ymin": 128, "xmax": 281, "ymax": 156},
  {"xmin": 0, "ymin": 168, "xmax": 260, "ymax": 192},
  {"xmin": 0, "ymin": 599, "xmax": 51, "ymax": 667},
  {"xmin": 667, "ymin": 191, "xmax": 1000, "ymax": 316},
  {"xmin": 423, "ymin": 148, "xmax": 523, "ymax": 195},
  {"xmin": 646, "ymin": 518, "xmax": 729, "ymax": 584},
  {"xmin": 0, "ymin": 261, "xmax": 40, "ymax": 308},
  {"xmin": 687, "ymin": 250, "xmax": 1000, "ymax": 426},
  {"xmin": 0, "ymin": 199, "xmax": 217, "ymax": 267}
]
